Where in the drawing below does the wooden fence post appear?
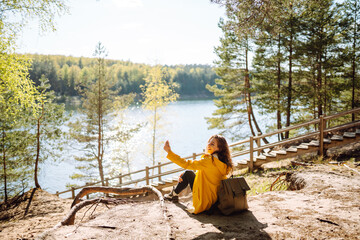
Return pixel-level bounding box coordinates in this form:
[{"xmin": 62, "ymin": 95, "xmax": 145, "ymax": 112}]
[
  {"xmin": 71, "ymin": 187, "xmax": 75, "ymax": 199},
  {"xmin": 85, "ymin": 183, "xmax": 89, "ymax": 199},
  {"xmin": 145, "ymin": 166, "xmax": 149, "ymax": 185},
  {"xmin": 118, "ymin": 173, "xmax": 122, "ymax": 186},
  {"xmin": 193, "ymin": 153, "xmax": 196, "ymax": 160},
  {"xmin": 158, "ymin": 162, "xmax": 161, "ymax": 181},
  {"xmin": 319, "ymin": 115, "xmax": 324, "ymax": 157},
  {"xmin": 56, "ymin": 191, "xmax": 59, "ymax": 197},
  {"xmin": 105, "ymin": 178, "xmax": 110, "ymax": 197},
  {"xmin": 249, "ymin": 136, "xmax": 254, "ymax": 173}
]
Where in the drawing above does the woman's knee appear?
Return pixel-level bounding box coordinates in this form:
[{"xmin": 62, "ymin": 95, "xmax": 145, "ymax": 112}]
[{"xmin": 183, "ymin": 170, "xmax": 195, "ymax": 178}]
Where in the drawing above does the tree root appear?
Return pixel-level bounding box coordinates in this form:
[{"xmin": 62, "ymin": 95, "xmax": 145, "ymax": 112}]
[
  {"xmin": 70, "ymin": 186, "xmax": 154, "ymax": 208},
  {"xmin": 37, "ymin": 185, "xmax": 174, "ymax": 240},
  {"xmin": 286, "ymin": 172, "xmax": 306, "ymax": 190},
  {"xmin": 270, "ymin": 172, "xmax": 306, "ymax": 191}
]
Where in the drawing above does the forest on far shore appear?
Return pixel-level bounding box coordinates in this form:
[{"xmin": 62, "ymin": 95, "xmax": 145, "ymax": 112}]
[{"xmin": 26, "ymin": 54, "xmax": 218, "ymax": 100}]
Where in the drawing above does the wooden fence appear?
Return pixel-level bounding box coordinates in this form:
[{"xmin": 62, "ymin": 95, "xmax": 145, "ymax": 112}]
[{"xmin": 56, "ymin": 107, "xmax": 360, "ymax": 199}]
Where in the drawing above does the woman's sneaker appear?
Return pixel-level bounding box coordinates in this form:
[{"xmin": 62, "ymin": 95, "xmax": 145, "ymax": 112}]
[{"xmin": 164, "ymin": 187, "xmax": 179, "ymax": 202}]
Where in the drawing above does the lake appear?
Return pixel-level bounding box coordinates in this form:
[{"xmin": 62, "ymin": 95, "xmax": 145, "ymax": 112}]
[{"xmin": 39, "ymin": 99, "xmax": 275, "ymax": 197}]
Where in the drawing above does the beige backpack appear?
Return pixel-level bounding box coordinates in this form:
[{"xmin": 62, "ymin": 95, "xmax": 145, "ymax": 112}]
[{"xmin": 217, "ymin": 176, "xmax": 250, "ymax": 215}]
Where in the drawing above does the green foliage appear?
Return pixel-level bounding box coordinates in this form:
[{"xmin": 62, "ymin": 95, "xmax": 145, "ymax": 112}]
[
  {"xmin": 0, "ymin": 44, "xmax": 40, "ymax": 117},
  {"xmin": 0, "ymin": 115, "xmax": 34, "ymax": 201},
  {"xmin": 141, "ymin": 65, "xmax": 178, "ymax": 167},
  {"xmin": 0, "ymin": 0, "xmax": 69, "ymax": 35},
  {"xmin": 141, "ymin": 66, "xmax": 179, "ymax": 110},
  {"xmin": 205, "ymin": 16, "xmax": 250, "ymax": 141},
  {"xmin": 211, "ymin": 0, "xmax": 360, "ymax": 141},
  {"xmin": 27, "ymin": 54, "xmax": 217, "ymax": 99},
  {"xmin": 0, "ymin": 38, "xmax": 40, "ymax": 202},
  {"xmin": 0, "ymin": 0, "xmax": 69, "ymax": 201}
]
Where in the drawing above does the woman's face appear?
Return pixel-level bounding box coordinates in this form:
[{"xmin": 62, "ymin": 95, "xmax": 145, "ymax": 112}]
[{"xmin": 206, "ymin": 138, "xmax": 219, "ymax": 154}]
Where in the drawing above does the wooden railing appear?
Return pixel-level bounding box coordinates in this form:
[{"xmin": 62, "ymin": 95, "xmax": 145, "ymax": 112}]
[{"xmin": 56, "ymin": 107, "xmax": 360, "ymax": 198}]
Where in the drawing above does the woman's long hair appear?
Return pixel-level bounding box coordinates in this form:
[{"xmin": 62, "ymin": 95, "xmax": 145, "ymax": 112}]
[{"xmin": 209, "ymin": 135, "xmax": 233, "ymax": 172}]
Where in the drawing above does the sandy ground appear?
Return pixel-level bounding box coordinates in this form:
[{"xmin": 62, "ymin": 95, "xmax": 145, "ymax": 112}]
[{"xmin": 1, "ymin": 162, "xmax": 360, "ymax": 240}]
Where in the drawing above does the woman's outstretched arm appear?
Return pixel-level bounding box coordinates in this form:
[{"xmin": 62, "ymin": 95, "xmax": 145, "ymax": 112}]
[{"xmin": 163, "ymin": 140, "xmax": 208, "ymax": 170}]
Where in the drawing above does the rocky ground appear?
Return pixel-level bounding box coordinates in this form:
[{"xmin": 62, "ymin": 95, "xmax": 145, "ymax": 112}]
[{"xmin": 0, "ymin": 158, "xmax": 360, "ymax": 240}]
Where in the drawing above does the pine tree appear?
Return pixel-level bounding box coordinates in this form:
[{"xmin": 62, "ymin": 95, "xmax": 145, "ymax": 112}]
[
  {"xmin": 206, "ymin": 17, "xmax": 249, "ymax": 140},
  {"xmin": 341, "ymin": 0, "xmax": 360, "ymax": 120},
  {"xmin": 297, "ymin": 0, "xmax": 343, "ymax": 118},
  {"xmin": 252, "ymin": 0, "xmax": 304, "ymax": 138},
  {"xmin": 207, "ymin": 5, "xmax": 269, "ymax": 142},
  {"xmin": 70, "ymin": 42, "xmax": 135, "ymax": 185}
]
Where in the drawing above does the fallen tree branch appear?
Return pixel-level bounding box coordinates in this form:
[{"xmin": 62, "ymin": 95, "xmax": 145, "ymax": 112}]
[
  {"xmin": 316, "ymin": 218, "xmax": 340, "ymax": 226},
  {"xmin": 71, "ymin": 186, "xmax": 154, "ymax": 208}
]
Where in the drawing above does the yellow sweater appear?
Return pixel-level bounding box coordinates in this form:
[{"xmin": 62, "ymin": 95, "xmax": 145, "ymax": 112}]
[{"xmin": 166, "ymin": 150, "xmax": 229, "ymax": 214}]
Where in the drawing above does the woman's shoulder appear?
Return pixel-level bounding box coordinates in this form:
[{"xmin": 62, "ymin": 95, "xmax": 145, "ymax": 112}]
[
  {"xmin": 200, "ymin": 153, "xmax": 221, "ymax": 161},
  {"xmin": 201, "ymin": 153, "xmax": 213, "ymax": 160}
]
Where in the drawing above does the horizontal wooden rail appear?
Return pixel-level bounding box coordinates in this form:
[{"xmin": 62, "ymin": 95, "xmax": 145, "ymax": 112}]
[
  {"xmin": 56, "ymin": 107, "xmax": 360, "ymax": 198},
  {"xmin": 253, "ymin": 132, "xmax": 320, "ymax": 152},
  {"xmin": 253, "ymin": 118, "xmax": 320, "ymax": 140},
  {"xmin": 323, "ymin": 107, "xmax": 360, "ymax": 121},
  {"xmin": 324, "ymin": 120, "xmax": 360, "ymax": 133},
  {"xmin": 148, "ymin": 168, "xmax": 184, "ymax": 181},
  {"xmin": 229, "ymin": 138, "xmax": 250, "ymax": 147}
]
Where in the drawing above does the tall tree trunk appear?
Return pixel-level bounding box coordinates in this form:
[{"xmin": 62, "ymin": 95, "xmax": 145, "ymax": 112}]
[
  {"xmin": 285, "ymin": 17, "xmax": 293, "ymax": 139},
  {"xmin": 244, "ymin": 46, "xmax": 255, "ymax": 137},
  {"xmin": 324, "ymin": 52, "xmax": 328, "ymax": 117},
  {"xmin": 245, "ymin": 93, "xmax": 255, "ymax": 137},
  {"xmin": 277, "ymin": 33, "xmax": 284, "ymax": 141},
  {"xmin": 313, "ymin": 70, "xmax": 317, "ymax": 122},
  {"xmin": 34, "ymin": 103, "xmax": 44, "ymax": 189},
  {"xmin": 352, "ymin": 3, "xmax": 357, "ymax": 121},
  {"xmin": 98, "ymin": 64, "xmax": 105, "ymax": 186},
  {"xmin": 244, "ymin": 46, "xmax": 269, "ymax": 144},
  {"xmin": 317, "ymin": 53, "xmax": 323, "ymax": 118},
  {"xmin": 35, "ymin": 119, "xmax": 41, "ymax": 189},
  {"xmin": 2, "ymin": 128, "xmax": 7, "ymax": 203},
  {"xmin": 352, "ymin": 50, "xmax": 356, "ymax": 121}
]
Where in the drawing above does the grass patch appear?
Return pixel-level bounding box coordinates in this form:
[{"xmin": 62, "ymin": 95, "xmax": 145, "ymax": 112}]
[
  {"xmin": 233, "ymin": 162, "xmax": 303, "ymax": 196},
  {"xmin": 244, "ymin": 173, "xmax": 289, "ymax": 196}
]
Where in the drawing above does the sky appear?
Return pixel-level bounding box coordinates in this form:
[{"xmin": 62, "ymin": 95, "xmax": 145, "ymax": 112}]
[{"xmin": 16, "ymin": 0, "xmax": 226, "ymax": 66}]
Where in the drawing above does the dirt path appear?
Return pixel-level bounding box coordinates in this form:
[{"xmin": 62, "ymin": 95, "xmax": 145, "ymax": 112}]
[{"xmin": 1, "ymin": 163, "xmax": 359, "ymax": 239}]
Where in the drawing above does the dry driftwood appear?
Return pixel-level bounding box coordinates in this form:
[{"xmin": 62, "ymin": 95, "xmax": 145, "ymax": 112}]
[{"xmin": 71, "ymin": 186, "xmax": 154, "ymax": 208}]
